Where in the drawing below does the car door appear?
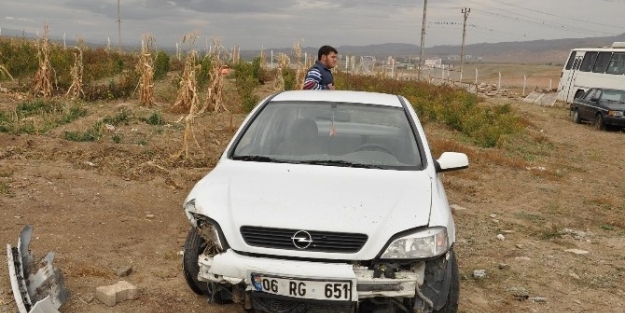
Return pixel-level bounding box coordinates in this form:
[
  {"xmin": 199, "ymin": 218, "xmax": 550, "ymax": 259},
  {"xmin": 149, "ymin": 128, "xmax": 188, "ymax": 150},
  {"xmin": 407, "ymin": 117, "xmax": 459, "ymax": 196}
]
[{"xmin": 578, "ymin": 89, "xmax": 597, "ymax": 120}]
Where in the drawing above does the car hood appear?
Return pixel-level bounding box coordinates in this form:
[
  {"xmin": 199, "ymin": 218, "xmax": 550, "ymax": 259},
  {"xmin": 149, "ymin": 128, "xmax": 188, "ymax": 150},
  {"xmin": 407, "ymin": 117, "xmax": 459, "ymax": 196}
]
[
  {"xmin": 188, "ymin": 159, "xmax": 434, "ymax": 259},
  {"xmin": 601, "ymin": 102, "xmax": 625, "ymax": 110}
]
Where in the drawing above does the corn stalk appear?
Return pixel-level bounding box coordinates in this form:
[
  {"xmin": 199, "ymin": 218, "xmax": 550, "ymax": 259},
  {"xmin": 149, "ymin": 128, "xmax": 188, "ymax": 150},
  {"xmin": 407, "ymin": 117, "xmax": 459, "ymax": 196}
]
[
  {"xmin": 33, "ymin": 24, "xmax": 54, "ymax": 98},
  {"xmin": 137, "ymin": 34, "xmax": 155, "ymax": 106},
  {"xmin": 201, "ymin": 38, "xmax": 227, "ymax": 113},
  {"xmin": 293, "ymin": 40, "xmax": 305, "ymax": 90},
  {"xmin": 65, "ymin": 47, "xmax": 85, "ymax": 100},
  {"xmin": 273, "ymin": 53, "xmax": 290, "ymax": 91}
]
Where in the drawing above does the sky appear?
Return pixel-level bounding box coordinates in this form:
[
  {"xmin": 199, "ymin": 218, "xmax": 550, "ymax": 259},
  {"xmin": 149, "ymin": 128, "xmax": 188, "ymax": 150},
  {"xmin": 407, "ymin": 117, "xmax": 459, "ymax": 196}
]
[{"xmin": 2, "ymin": 0, "xmax": 625, "ymax": 51}]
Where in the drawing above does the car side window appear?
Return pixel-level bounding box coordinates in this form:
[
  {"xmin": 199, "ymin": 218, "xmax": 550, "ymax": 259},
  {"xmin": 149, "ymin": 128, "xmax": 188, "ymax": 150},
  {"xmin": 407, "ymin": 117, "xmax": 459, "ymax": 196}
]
[{"xmin": 583, "ymin": 89, "xmax": 596, "ymax": 100}]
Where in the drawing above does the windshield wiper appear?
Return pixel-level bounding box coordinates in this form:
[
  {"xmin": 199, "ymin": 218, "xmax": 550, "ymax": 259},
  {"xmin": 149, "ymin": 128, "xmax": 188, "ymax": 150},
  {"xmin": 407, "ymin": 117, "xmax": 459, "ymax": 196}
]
[
  {"xmin": 231, "ymin": 155, "xmax": 280, "ymax": 162},
  {"xmin": 296, "ymin": 159, "xmax": 384, "ymax": 169}
]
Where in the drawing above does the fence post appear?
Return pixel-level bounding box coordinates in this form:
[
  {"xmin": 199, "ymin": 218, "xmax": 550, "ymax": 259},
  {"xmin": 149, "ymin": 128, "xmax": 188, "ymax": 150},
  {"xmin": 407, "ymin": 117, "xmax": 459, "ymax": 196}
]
[
  {"xmin": 475, "ymin": 68, "xmax": 478, "ymax": 84},
  {"xmin": 549, "ymin": 79, "xmax": 552, "ymax": 91},
  {"xmin": 523, "ymin": 75, "xmax": 527, "ymax": 96},
  {"xmin": 498, "ymin": 72, "xmax": 502, "ymax": 90}
]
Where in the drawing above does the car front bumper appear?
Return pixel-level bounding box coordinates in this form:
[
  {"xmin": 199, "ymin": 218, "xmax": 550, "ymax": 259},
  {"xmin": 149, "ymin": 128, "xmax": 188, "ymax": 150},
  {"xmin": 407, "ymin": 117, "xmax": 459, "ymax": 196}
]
[
  {"xmin": 197, "ymin": 250, "xmax": 425, "ymax": 302},
  {"xmin": 605, "ymin": 115, "xmax": 625, "ymax": 127}
]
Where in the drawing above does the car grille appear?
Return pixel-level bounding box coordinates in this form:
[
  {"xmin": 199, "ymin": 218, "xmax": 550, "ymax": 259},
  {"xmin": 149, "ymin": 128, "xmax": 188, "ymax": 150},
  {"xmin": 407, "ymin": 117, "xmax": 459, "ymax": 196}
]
[
  {"xmin": 240, "ymin": 226, "xmax": 368, "ymax": 253},
  {"xmin": 251, "ymin": 292, "xmax": 356, "ymax": 313}
]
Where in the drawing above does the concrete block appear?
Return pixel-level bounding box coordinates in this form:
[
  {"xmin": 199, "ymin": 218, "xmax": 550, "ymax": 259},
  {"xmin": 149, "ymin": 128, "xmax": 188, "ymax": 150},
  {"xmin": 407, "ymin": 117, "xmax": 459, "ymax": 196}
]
[{"xmin": 95, "ymin": 281, "xmax": 138, "ymax": 307}]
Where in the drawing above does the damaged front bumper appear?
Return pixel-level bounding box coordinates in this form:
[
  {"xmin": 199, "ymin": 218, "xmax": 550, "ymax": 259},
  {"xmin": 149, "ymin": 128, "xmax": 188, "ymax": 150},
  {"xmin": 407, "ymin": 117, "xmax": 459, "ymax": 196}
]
[
  {"xmin": 6, "ymin": 225, "xmax": 69, "ymax": 313},
  {"xmin": 197, "ymin": 250, "xmax": 426, "ymax": 302}
]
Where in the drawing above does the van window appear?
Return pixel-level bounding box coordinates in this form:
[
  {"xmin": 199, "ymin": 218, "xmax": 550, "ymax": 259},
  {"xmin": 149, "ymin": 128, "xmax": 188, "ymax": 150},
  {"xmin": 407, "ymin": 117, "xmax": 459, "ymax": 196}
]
[
  {"xmin": 579, "ymin": 52, "xmax": 598, "ymax": 72},
  {"xmin": 565, "ymin": 51, "xmax": 577, "ymax": 70},
  {"xmin": 606, "ymin": 53, "xmax": 625, "ymax": 75},
  {"xmin": 593, "ymin": 52, "xmax": 612, "ymax": 73}
]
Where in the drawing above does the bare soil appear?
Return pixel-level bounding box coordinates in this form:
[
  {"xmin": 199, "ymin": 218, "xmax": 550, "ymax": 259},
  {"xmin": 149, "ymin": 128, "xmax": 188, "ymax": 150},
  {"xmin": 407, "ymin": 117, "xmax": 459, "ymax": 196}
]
[{"xmin": 1, "ymin": 89, "xmax": 624, "ymax": 313}]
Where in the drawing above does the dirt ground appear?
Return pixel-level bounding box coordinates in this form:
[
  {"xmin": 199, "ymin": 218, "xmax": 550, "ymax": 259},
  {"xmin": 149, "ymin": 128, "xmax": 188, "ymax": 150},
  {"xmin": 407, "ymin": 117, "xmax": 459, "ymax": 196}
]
[{"xmin": 1, "ymin": 88, "xmax": 624, "ymax": 313}]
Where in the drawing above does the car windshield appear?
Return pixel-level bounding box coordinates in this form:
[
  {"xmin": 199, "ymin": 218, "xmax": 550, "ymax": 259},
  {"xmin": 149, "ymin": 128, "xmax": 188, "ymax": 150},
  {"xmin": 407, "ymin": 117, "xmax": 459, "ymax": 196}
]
[
  {"xmin": 231, "ymin": 101, "xmax": 423, "ymax": 169},
  {"xmin": 601, "ymin": 89, "xmax": 625, "ymax": 103}
]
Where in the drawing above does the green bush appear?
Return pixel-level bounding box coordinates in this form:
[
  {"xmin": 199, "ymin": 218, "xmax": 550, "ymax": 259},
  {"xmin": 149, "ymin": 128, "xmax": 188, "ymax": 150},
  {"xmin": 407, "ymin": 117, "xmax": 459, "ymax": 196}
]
[
  {"xmin": 197, "ymin": 56, "xmax": 212, "ymax": 88},
  {"xmin": 0, "ymin": 100, "xmax": 88, "ymax": 134},
  {"xmin": 153, "ymin": 51, "xmax": 170, "ymax": 80},
  {"xmin": 64, "ymin": 121, "xmax": 103, "ymax": 142},
  {"xmin": 282, "ymin": 68, "xmax": 297, "ymax": 91},
  {"xmin": 234, "ymin": 61, "xmax": 259, "ymax": 112},
  {"xmin": 142, "ymin": 112, "xmax": 165, "ymax": 125}
]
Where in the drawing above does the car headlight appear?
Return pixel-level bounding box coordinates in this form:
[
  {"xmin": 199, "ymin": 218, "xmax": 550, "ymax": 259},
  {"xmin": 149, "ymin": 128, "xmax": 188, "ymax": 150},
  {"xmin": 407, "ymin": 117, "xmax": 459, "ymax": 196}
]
[
  {"xmin": 608, "ymin": 110, "xmax": 624, "ymax": 117},
  {"xmin": 184, "ymin": 199, "xmax": 225, "ymax": 251},
  {"xmin": 380, "ymin": 228, "xmax": 448, "ymax": 259}
]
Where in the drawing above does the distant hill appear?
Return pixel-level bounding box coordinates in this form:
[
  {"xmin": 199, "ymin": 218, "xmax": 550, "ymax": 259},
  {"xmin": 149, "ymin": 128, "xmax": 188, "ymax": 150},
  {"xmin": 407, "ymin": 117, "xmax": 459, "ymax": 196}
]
[
  {"xmin": 242, "ymin": 33, "xmax": 625, "ymax": 65},
  {"xmin": 3, "ymin": 26, "xmax": 625, "ymax": 64}
]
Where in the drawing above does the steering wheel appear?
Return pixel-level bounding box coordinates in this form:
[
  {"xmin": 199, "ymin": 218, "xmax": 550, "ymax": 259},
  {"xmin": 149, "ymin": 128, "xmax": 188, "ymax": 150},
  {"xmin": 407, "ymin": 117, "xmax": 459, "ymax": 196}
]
[{"xmin": 356, "ymin": 143, "xmax": 393, "ymax": 155}]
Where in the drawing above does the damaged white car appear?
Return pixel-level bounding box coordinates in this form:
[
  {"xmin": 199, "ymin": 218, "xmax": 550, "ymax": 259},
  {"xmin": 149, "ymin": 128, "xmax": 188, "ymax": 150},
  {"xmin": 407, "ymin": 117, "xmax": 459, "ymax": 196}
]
[{"xmin": 182, "ymin": 90, "xmax": 468, "ymax": 313}]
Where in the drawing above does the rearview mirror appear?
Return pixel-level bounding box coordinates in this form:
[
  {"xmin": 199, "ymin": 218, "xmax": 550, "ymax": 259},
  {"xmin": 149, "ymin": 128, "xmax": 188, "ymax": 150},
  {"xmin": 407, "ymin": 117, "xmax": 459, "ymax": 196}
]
[{"xmin": 435, "ymin": 152, "xmax": 469, "ymax": 173}]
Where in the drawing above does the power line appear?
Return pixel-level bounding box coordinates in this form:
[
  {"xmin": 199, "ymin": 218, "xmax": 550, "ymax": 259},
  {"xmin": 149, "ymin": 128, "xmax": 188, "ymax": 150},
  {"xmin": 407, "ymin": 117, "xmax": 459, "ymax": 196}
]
[
  {"xmin": 482, "ymin": 0, "xmax": 625, "ymax": 30},
  {"xmin": 471, "ymin": 8, "xmax": 615, "ymax": 36},
  {"xmin": 471, "ymin": 7, "xmax": 614, "ymax": 35}
]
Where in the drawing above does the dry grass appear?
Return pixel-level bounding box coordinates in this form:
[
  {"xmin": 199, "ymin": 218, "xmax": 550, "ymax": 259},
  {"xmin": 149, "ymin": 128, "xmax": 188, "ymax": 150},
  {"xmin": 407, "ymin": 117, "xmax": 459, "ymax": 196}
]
[
  {"xmin": 0, "ymin": 65, "xmax": 13, "ymax": 81},
  {"xmin": 33, "ymin": 24, "xmax": 54, "ymax": 98},
  {"xmin": 66, "ymin": 265, "xmax": 114, "ymax": 279},
  {"xmin": 137, "ymin": 34, "xmax": 156, "ymax": 106},
  {"xmin": 65, "ymin": 47, "xmax": 85, "ymax": 100}
]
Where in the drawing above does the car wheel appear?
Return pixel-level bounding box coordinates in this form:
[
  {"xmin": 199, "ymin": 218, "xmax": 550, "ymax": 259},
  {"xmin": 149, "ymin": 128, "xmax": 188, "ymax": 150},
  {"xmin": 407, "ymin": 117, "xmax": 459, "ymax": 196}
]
[
  {"xmin": 183, "ymin": 227, "xmax": 210, "ymax": 295},
  {"xmin": 433, "ymin": 249, "xmax": 460, "ymax": 313},
  {"xmin": 572, "ymin": 110, "xmax": 581, "ymax": 124},
  {"xmin": 594, "ymin": 114, "xmax": 606, "ymax": 131}
]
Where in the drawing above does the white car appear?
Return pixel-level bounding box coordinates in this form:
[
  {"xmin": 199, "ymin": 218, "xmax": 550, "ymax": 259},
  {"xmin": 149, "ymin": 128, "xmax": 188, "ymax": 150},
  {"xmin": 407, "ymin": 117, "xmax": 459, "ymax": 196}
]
[{"xmin": 182, "ymin": 90, "xmax": 468, "ymax": 313}]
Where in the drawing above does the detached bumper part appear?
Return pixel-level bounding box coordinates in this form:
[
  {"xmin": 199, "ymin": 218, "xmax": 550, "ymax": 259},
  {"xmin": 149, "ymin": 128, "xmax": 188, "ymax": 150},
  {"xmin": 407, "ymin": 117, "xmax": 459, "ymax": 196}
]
[{"xmin": 6, "ymin": 225, "xmax": 69, "ymax": 313}]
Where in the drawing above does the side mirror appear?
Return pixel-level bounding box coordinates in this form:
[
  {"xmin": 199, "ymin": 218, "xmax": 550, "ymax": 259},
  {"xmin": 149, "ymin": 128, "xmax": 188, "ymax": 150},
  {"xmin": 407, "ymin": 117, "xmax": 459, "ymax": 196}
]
[
  {"xmin": 435, "ymin": 152, "xmax": 469, "ymax": 173},
  {"xmin": 590, "ymin": 97, "xmax": 600, "ymax": 102}
]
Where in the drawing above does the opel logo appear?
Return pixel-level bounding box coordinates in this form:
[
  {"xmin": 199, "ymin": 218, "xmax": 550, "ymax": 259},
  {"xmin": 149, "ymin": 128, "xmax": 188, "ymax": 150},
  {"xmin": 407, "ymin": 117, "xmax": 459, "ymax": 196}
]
[{"xmin": 291, "ymin": 230, "xmax": 313, "ymax": 249}]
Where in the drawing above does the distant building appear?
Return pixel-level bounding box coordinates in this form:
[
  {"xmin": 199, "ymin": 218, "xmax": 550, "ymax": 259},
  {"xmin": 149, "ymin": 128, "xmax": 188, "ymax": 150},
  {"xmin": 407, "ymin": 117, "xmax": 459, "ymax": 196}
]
[{"xmin": 424, "ymin": 58, "xmax": 442, "ymax": 68}]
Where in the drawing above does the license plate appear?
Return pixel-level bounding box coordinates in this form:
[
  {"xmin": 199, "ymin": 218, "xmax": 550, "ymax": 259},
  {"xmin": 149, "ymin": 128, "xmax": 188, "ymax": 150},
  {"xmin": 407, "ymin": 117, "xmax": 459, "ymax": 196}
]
[{"xmin": 251, "ymin": 274, "xmax": 353, "ymax": 301}]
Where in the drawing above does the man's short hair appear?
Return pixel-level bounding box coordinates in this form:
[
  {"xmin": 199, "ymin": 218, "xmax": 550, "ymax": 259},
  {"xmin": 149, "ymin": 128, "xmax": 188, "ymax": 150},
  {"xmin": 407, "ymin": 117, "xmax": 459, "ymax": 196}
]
[{"xmin": 318, "ymin": 45, "xmax": 338, "ymax": 60}]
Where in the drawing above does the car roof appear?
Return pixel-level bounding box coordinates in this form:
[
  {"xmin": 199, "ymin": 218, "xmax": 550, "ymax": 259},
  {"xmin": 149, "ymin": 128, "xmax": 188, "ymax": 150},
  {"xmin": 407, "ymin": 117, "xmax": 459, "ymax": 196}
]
[{"xmin": 271, "ymin": 90, "xmax": 404, "ymax": 108}]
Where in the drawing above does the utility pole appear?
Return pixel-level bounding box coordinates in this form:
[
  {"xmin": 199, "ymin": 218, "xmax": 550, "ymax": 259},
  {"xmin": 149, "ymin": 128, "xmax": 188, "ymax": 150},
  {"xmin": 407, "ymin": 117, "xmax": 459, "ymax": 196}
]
[
  {"xmin": 117, "ymin": 0, "xmax": 122, "ymax": 52},
  {"xmin": 418, "ymin": 0, "xmax": 428, "ymax": 81},
  {"xmin": 460, "ymin": 8, "xmax": 470, "ymax": 82}
]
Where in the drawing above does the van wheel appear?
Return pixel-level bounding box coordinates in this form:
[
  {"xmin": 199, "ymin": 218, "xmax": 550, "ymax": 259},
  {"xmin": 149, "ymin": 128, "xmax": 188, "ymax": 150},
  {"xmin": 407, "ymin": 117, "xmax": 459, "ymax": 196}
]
[
  {"xmin": 594, "ymin": 114, "xmax": 606, "ymax": 130},
  {"xmin": 572, "ymin": 110, "xmax": 581, "ymax": 124}
]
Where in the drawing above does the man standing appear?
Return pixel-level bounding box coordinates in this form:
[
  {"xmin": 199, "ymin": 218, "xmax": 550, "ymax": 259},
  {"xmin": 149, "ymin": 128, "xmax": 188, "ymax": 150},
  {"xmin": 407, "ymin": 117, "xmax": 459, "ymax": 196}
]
[{"xmin": 303, "ymin": 45, "xmax": 338, "ymax": 90}]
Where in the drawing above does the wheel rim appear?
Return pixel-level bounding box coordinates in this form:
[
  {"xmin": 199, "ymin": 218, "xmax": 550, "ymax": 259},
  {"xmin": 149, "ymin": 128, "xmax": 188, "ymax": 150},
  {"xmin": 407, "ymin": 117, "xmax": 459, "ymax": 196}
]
[{"xmin": 595, "ymin": 115, "xmax": 604, "ymax": 129}]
